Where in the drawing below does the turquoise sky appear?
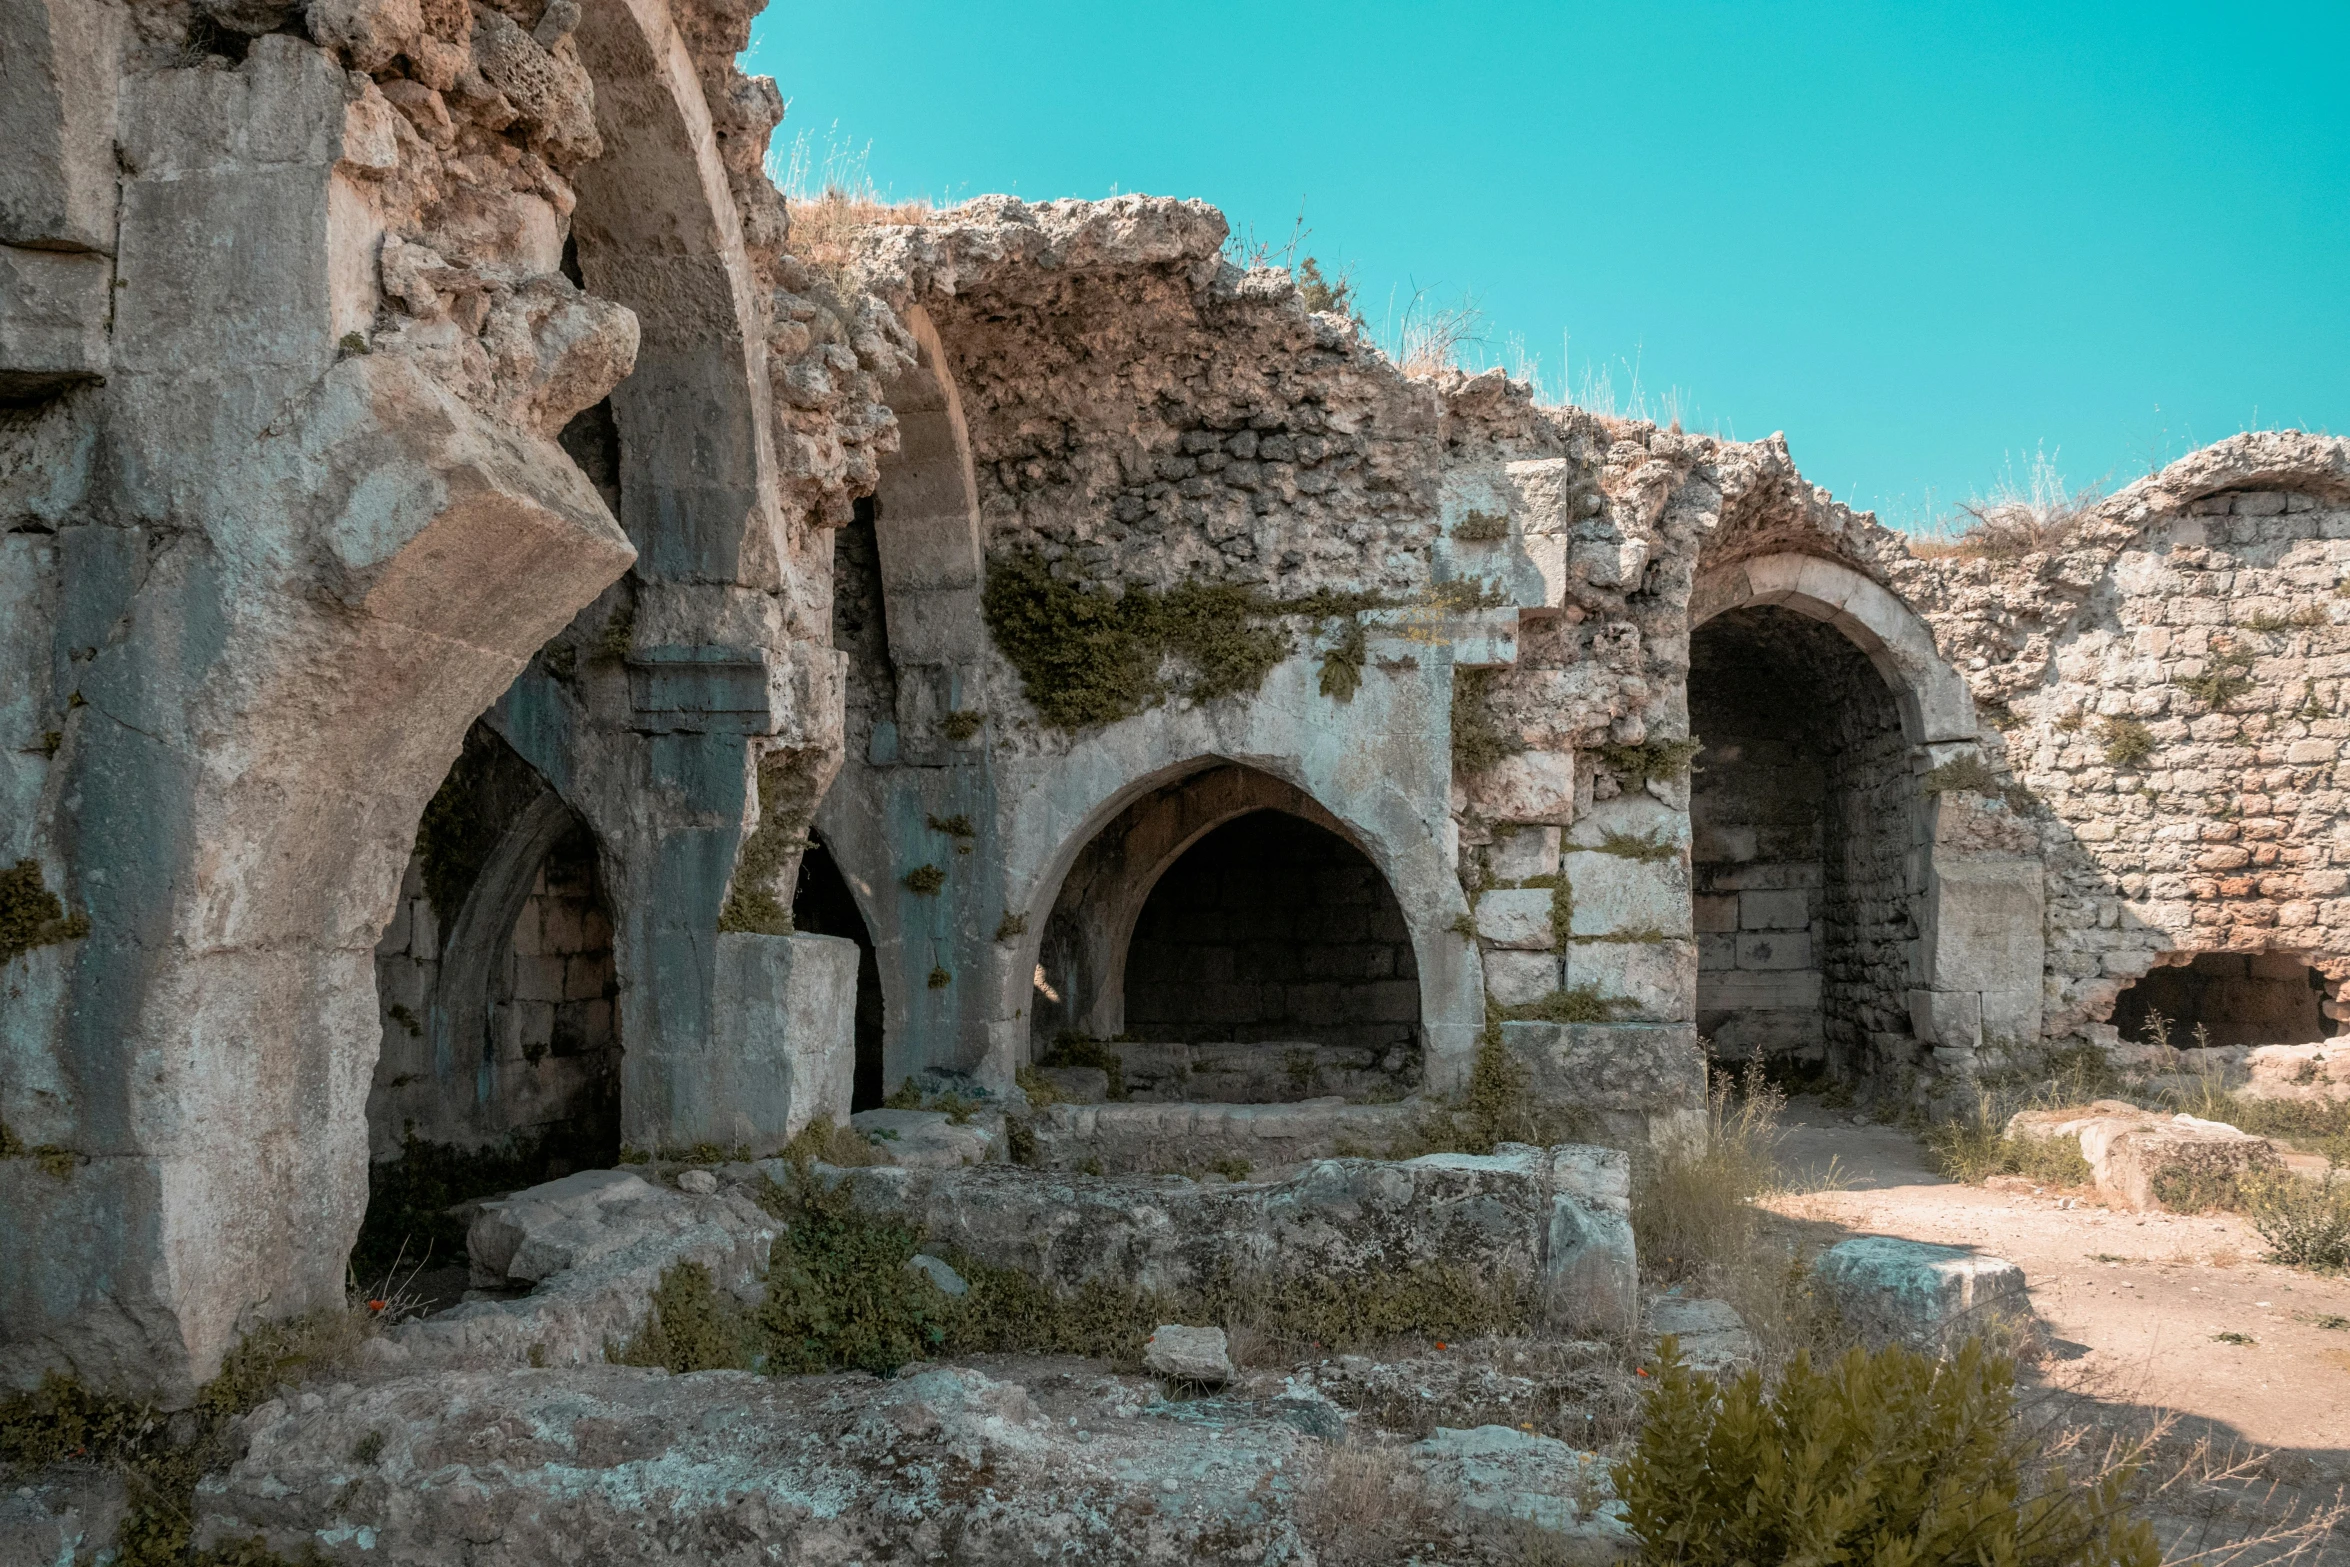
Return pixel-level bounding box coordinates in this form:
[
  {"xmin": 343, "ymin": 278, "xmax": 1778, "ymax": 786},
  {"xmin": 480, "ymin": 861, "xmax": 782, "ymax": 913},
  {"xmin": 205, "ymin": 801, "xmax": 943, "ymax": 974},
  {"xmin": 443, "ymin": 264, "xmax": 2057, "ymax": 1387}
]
[{"xmin": 740, "ymin": 2, "xmax": 2347, "ymax": 531}]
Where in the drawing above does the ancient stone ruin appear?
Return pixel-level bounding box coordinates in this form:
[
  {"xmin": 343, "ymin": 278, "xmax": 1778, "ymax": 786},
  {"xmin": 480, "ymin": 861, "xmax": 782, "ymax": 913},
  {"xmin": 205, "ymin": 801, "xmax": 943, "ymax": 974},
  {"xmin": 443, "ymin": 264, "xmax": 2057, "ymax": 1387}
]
[{"xmin": 5, "ymin": 3, "xmax": 2350, "ymax": 1543}]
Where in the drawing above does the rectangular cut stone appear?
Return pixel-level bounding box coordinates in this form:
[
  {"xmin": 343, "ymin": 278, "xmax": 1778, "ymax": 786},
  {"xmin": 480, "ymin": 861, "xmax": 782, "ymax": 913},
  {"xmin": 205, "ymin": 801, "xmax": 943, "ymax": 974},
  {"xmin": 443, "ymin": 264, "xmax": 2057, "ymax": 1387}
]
[
  {"xmin": 1924, "ymin": 856, "xmax": 2044, "ymax": 1046},
  {"xmin": 1907, "ymin": 987, "xmax": 1982, "ymax": 1050},
  {"xmin": 1698, "ymin": 969, "xmax": 1822, "ymax": 1010},
  {"xmin": 1739, "ymin": 889, "xmax": 1808, "ymax": 930},
  {"xmin": 1497, "ymin": 1021, "xmax": 1707, "ymax": 1152},
  {"xmin": 1562, "ymin": 849, "xmax": 1690, "ymax": 939},
  {"xmin": 1693, "ymin": 894, "xmax": 1739, "ymax": 933},
  {"xmin": 1449, "ymin": 607, "xmax": 1520, "ymax": 668},
  {"xmin": 1736, "ymin": 931, "xmax": 1812, "ymax": 970},
  {"xmin": 1476, "ymin": 888, "xmax": 1556, "ymax": 950},
  {"xmin": 1565, "ymin": 938, "xmax": 1694, "ymax": 1022},
  {"xmin": 1487, "ymin": 824, "xmax": 1560, "ymax": 882},
  {"xmin": 0, "ymin": 245, "xmax": 111, "ymax": 396},
  {"xmin": 1464, "ymin": 749, "xmax": 1574, "ymax": 824},
  {"xmin": 1483, "ymin": 948, "xmax": 1558, "ymax": 1007}
]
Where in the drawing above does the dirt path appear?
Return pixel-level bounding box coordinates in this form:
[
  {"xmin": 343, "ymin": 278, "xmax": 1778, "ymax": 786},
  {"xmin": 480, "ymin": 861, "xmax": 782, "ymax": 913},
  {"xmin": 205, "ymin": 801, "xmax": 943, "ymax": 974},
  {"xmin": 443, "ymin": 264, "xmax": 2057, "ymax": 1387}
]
[{"xmin": 1764, "ymin": 1099, "xmax": 2350, "ymax": 1467}]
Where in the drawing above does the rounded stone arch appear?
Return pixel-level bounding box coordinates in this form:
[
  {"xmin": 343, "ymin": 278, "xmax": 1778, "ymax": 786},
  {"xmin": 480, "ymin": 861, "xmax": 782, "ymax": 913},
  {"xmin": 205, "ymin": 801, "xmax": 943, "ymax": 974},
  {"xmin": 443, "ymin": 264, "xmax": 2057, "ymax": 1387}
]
[
  {"xmin": 1031, "ymin": 763, "xmax": 1368, "ymax": 1042},
  {"xmin": 869, "ymin": 303, "xmax": 986, "ymax": 680},
  {"xmin": 1688, "ymin": 551, "xmax": 2041, "ymax": 1073},
  {"xmin": 1691, "ymin": 553, "xmax": 1977, "ymax": 744},
  {"xmin": 991, "ymin": 743, "xmax": 1478, "ymax": 1091}
]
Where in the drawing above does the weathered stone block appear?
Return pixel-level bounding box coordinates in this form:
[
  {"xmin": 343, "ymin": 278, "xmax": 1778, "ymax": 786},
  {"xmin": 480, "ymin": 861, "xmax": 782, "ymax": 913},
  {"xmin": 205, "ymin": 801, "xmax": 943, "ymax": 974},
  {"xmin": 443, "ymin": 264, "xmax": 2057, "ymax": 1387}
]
[
  {"xmin": 0, "ymin": 245, "xmax": 111, "ymax": 397},
  {"xmin": 1739, "ymin": 888, "xmax": 1808, "ymax": 930},
  {"xmin": 1736, "ymin": 931, "xmax": 1812, "ymax": 970},
  {"xmin": 1812, "ymin": 1237, "xmax": 2031, "ymax": 1351},
  {"xmin": 1497, "ymin": 1022, "xmax": 1706, "ymax": 1150},
  {"xmin": 1484, "ymin": 948, "xmax": 1559, "ymax": 1006},
  {"xmin": 1562, "ymin": 850, "xmax": 1690, "ymax": 939},
  {"xmin": 1465, "ymin": 748, "xmax": 1575, "ymax": 824},
  {"xmin": 851, "ymin": 1107, "xmax": 1001, "ymax": 1168},
  {"xmin": 1489, "ymin": 823, "xmax": 1561, "ymax": 882},
  {"xmin": 823, "ymin": 1143, "xmax": 1638, "ymax": 1333},
  {"xmin": 1477, "ymin": 887, "xmax": 1557, "ymax": 949},
  {"xmin": 1564, "ymin": 937, "xmax": 1695, "ymax": 1022},
  {"xmin": 0, "ymin": 0, "xmax": 122, "ymax": 250},
  {"xmin": 1410, "ymin": 1424, "xmax": 1633, "ymax": 1556},
  {"xmin": 1907, "ymin": 987, "xmax": 1981, "ymax": 1050},
  {"xmin": 1693, "ymin": 894, "xmax": 1739, "ymax": 933},
  {"xmin": 2005, "ymin": 1101, "xmax": 2284, "ymax": 1212},
  {"xmin": 1143, "ymin": 1324, "xmax": 1232, "ymax": 1384}
]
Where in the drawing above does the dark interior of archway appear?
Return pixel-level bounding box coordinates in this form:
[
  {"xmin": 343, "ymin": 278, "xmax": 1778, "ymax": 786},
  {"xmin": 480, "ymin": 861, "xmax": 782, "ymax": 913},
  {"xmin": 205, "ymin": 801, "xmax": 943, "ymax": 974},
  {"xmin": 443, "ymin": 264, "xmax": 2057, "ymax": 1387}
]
[
  {"xmin": 356, "ymin": 722, "xmax": 622, "ymax": 1295},
  {"xmin": 793, "ymin": 835, "xmax": 887, "ymax": 1111},
  {"xmin": 2109, "ymin": 952, "xmax": 2329, "ymax": 1049},
  {"xmin": 1689, "ymin": 606, "xmax": 1916, "ymax": 1080},
  {"xmin": 1120, "ymin": 810, "xmax": 1419, "ymax": 1099}
]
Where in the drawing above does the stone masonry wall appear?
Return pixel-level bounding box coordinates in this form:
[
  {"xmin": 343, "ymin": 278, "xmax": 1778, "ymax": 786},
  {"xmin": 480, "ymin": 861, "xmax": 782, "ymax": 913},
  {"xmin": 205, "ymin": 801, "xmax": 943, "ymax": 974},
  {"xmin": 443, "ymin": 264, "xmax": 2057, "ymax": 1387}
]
[{"xmin": 1890, "ymin": 434, "xmax": 2350, "ymax": 1053}]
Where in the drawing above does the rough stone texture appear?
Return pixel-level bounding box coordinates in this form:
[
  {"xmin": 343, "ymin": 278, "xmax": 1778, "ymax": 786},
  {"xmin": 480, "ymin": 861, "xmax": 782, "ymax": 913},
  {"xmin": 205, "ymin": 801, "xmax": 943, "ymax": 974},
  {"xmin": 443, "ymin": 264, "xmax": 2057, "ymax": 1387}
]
[
  {"xmin": 1, "ymin": 25, "xmax": 638, "ymax": 1400},
  {"xmin": 1025, "ymin": 1097, "xmax": 1426, "ymax": 1174},
  {"xmin": 1497, "ymin": 1023, "xmax": 1708, "ymax": 1152},
  {"xmin": 850, "ymin": 1106, "xmax": 1002, "ymax": 1167},
  {"xmin": 192, "ymin": 1364, "xmax": 1325, "ymax": 1563},
  {"xmin": 1812, "ymin": 1236, "xmax": 2032, "ymax": 1350},
  {"xmin": 0, "ymin": 1465, "xmax": 129, "ymax": 1567},
  {"xmin": 808, "ymin": 1143, "xmax": 1639, "ymax": 1332},
  {"xmin": 382, "ymin": 1170, "xmax": 777, "ymax": 1372},
  {"xmin": 1646, "ymin": 1295, "xmax": 1756, "ymax": 1374},
  {"xmin": 2244, "ymin": 1041, "xmax": 2350, "ymax": 1103},
  {"xmin": 1142, "ymin": 1324, "xmax": 1232, "ymax": 1384},
  {"xmin": 1410, "ymin": 1425, "xmax": 1634, "ymax": 1560},
  {"xmin": 2006, "ymin": 1101, "xmax": 2285, "ymax": 1212}
]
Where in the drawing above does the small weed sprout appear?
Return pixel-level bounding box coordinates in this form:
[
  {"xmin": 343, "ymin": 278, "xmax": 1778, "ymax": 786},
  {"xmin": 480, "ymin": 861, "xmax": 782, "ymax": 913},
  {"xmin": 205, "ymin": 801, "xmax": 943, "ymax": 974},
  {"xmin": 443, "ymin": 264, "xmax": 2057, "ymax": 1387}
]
[{"xmin": 2176, "ymin": 645, "xmax": 2257, "ymax": 709}]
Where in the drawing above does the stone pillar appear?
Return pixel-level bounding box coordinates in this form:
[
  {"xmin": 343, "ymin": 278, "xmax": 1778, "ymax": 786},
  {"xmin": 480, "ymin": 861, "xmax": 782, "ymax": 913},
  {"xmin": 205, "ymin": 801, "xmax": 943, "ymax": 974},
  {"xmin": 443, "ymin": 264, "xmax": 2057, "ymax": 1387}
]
[{"xmin": 0, "ymin": 40, "xmax": 634, "ymax": 1401}]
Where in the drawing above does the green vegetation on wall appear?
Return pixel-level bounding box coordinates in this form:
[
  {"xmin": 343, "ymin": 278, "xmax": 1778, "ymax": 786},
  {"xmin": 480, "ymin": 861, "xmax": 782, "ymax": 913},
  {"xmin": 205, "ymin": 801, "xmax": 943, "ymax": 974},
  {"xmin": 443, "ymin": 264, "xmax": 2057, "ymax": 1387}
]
[
  {"xmin": 1591, "ymin": 736, "xmax": 1703, "ymax": 788},
  {"xmin": 1449, "ymin": 667, "xmax": 1519, "ymax": 775},
  {"xmin": 980, "ymin": 550, "xmax": 1389, "ymax": 729},
  {"xmin": 0, "ymin": 858, "xmax": 87, "ymax": 964}
]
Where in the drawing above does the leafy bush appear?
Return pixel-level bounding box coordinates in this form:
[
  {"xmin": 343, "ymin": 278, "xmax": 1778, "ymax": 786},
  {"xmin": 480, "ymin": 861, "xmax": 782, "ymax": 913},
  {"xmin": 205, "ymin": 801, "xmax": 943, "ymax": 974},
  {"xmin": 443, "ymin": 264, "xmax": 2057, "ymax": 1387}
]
[
  {"xmin": 611, "ymin": 1260, "xmax": 753, "ymax": 1373},
  {"xmin": 2244, "ymin": 1171, "xmax": 2350, "ymax": 1271},
  {"xmin": 1613, "ymin": 1338, "xmax": 2157, "ymax": 1567},
  {"xmin": 754, "ymin": 1169, "xmax": 948, "ymax": 1375},
  {"xmin": 2098, "ymin": 717, "xmax": 2155, "ymax": 769}
]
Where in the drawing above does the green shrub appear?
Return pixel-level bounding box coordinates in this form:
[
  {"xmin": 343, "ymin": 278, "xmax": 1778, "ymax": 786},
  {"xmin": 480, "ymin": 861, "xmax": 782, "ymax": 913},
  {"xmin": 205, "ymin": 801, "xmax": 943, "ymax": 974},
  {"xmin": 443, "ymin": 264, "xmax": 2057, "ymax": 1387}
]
[
  {"xmin": 1038, "ymin": 1032, "xmax": 1129, "ymax": 1100},
  {"xmin": 754, "ymin": 1170, "xmax": 948, "ymax": 1375},
  {"xmin": 2177, "ymin": 645, "xmax": 2257, "ymax": 709},
  {"xmin": 1613, "ymin": 1338, "xmax": 2157, "ymax": 1567},
  {"xmin": 2244, "ymin": 1171, "xmax": 2350, "ymax": 1271},
  {"xmin": 611, "ymin": 1260, "xmax": 754, "ymax": 1373}
]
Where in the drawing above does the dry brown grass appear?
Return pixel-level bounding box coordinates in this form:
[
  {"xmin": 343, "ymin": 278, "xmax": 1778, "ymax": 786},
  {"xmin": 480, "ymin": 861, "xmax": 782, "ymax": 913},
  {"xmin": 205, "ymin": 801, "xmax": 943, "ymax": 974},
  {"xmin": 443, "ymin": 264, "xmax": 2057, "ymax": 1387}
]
[
  {"xmin": 784, "ymin": 191, "xmax": 938, "ymax": 267},
  {"xmin": 1910, "ymin": 445, "xmax": 2105, "ymax": 562}
]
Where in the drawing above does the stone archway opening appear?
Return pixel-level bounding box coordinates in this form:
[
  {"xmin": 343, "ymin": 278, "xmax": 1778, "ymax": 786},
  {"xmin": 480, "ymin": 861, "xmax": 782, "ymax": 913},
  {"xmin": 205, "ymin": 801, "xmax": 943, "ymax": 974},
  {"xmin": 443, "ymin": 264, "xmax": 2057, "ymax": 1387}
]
[
  {"xmin": 357, "ymin": 723, "xmax": 623, "ymax": 1297},
  {"xmin": 1118, "ymin": 810, "xmax": 1423, "ymax": 1100},
  {"xmin": 1028, "ymin": 764, "xmax": 1425, "ymax": 1102},
  {"xmin": 792, "ymin": 833, "xmax": 888, "ymax": 1111},
  {"xmin": 2110, "ymin": 952, "xmax": 2334, "ymax": 1050},
  {"xmin": 1689, "ymin": 606, "xmax": 1919, "ymax": 1082}
]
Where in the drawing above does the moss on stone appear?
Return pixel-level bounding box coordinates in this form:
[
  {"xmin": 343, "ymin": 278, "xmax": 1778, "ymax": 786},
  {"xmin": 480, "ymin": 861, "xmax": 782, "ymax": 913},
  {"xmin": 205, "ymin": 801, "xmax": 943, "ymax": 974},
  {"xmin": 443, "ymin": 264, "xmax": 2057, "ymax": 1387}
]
[
  {"xmin": 1922, "ymin": 756, "xmax": 2000, "ymax": 795},
  {"xmin": 0, "ymin": 858, "xmax": 87, "ymax": 965},
  {"xmin": 994, "ymin": 911, "xmax": 1028, "ymax": 942},
  {"xmin": 2177, "ymin": 645, "xmax": 2257, "ymax": 709},
  {"xmin": 927, "ymin": 966, "xmax": 951, "ymax": 989},
  {"xmin": 927, "ymin": 813, "xmax": 975, "ymax": 839},
  {"xmin": 980, "ymin": 550, "xmax": 1400, "ymax": 730},
  {"xmin": 1318, "ymin": 616, "xmax": 1367, "ymax": 702},
  {"xmin": 2098, "ymin": 717, "xmax": 2156, "ymax": 769},
  {"xmin": 1495, "ymin": 986, "xmax": 1629, "ymax": 1025},
  {"xmin": 902, "ymin": 863, "xmax": 945, "ymax": 895},
  {"xmin": 1449, "ymin": 667, "xmax": 1520, "ymax": 775},
  {"xmin": 1592, "ymin": 829, "xmax": 1679, "ymax": 862},
  {"xmin": 1039, "ymin": 1033, "xmax": 1129, "ymax": 1101},
  {"xmin": 1591, "ymin": 736, "xmax": 1702, "ymax": 787},
  {"xmin": 1452, "ymin": 509, "xmax": 1509, "ymax": 542},
  {"xmin": 939, "ymin": 709, "xmax": 985, "ymax": 741}
]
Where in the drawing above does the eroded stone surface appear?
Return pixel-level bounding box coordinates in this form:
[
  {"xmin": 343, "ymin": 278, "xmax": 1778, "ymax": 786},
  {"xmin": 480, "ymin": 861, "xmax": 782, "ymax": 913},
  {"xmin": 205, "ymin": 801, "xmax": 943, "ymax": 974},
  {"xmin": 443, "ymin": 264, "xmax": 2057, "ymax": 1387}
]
[
  {"xmin": 2007, "ymin": 1101, "xmax": 2285, "ymax": 1212},
  {"xmin": 1813, "ymin": 1236, "xmax": 2032, "ymax": 1350}
]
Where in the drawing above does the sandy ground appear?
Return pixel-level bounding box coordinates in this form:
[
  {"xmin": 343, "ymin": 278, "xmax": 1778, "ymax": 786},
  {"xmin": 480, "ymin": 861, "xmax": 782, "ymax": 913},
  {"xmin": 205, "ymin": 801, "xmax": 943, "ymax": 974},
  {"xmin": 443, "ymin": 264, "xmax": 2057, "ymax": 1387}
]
[{"xmin": 1766, "ymin": 1099, "xmax": 2350, "ymax": 1473}]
